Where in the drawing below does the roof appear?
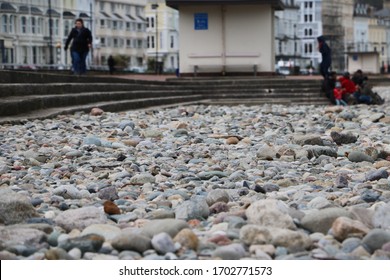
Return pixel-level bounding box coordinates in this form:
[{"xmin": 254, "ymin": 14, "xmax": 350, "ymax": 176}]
[
  {"xmin": 0, "ymin": 2, "xmax": 16, "ymax": 12},
  {"xmin": 166, "ymin": 0, "xmax": 284, "ymax": 10},
  {"xmin": 375, "ymin": 8, "xmax": 390, "ymax": 18},
  {"xmin": 63, "ymin": 11, "xmax": 76, "ymax": 18},
  {"xmin": 19, "ymin": 5, "xmax": 42, "ymax": 15},
  {"xmin": 47, "ymin": 9, "xmax": 60, "ymax": 17},
  {"xmin": 127, "ymin": 14, "xmax": 136, "ymax": 21}
]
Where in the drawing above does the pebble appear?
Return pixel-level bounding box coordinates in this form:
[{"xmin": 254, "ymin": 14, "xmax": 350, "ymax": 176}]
[{"xmin": 2, "ymin": 98, "xmax": 390, "ymax": 259}]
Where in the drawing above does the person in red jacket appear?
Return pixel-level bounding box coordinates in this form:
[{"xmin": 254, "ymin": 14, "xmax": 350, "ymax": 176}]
[
  {"xmin": 333, "ymin": 81, "xmax": 348, "ymax": 106},
  {"xmin": 338, "ymin": 72, "xmax": 357, "ymax": 104}
]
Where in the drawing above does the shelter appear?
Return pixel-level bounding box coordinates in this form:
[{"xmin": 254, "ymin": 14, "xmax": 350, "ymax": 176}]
[{"xmin": 166, "ymin": 0, "xmax": 284, "ymax": 76}]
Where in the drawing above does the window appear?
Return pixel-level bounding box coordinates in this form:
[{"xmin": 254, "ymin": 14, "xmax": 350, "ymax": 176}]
[
  {"xmin": 170, "ymin": 35, "xmax": 174, "ymax": 48},
  {"xmin": 127, "ymin": 39, "xmax": 131, "ymax": 48},
  {"xmin": 137, "ymin": 39, "xmax": 143, "ymax": 48},
  {"xmin": 1, "ymin": 15, "xmax": 7, "ymax": 33},
  {"xmin": 21, "ymin": 17, "xmax": 27, "ymax": 33},
  {"xmin": 114, "ymin": 38, "xmax": 118, "ymax": 47},
  {"xmin": 147, "ymin": 36, "xmax": 150, "ymax": 48},
  {"xmin": 146, "ymin": 17, "xmax": 150, "ymax": 28},
  {"xmin": 100, "ymin": 19, "xmax": 105, "ymax": 28},
  {"xmin": 151, "ymin": 17, "xmax": 154, "ymax": 28},
  {"xmin": 113, "ymin": 21, "xmax": 117, "ymax": 30},
  {"xmin": 9, "ymin": 15, "xmax": 15, "ymax": 33},
  {"xmin": 37, "ymin": 18, "xmax": 43, "ymax": 35},
  {"xmin": 31, "ymin": 17, "xmax": 36, "ymax": 34},
  {"xmin": 64, "ymin": 21, "xmax": 70, "ymax": 36},
  {"xmin": 111, "ymin": 3, "xmax": 116, "ymax": 13},
  {"xmin": 101, "ymin": 38, "xmax": 106, "ymax": 47},
  {"xmin": 137, "ymin": 23, "xmax": 143, "ymax": 31},
  {"xmin": 126, "ymin": 22, "xmax": 131, "ymax": 31},
  {"xmin": 99, "ymin": 2, "xmax": 105, "ymax": 11},
  {"xmin": 151, "ymin": 36, "xmax": 155, "ymax": 48},
  {"xmin": 54, "ymin": 19, "xmax": 59, "ymax": 36}
]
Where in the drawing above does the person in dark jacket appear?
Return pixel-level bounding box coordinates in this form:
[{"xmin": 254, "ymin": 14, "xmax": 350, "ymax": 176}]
[
  {"xmin": 107, "ymin": 55, "xmax": 115, "ymax": 75},
  {"xmin": 317, "ymin": 35, "xmax": 332, "ymax": 79},
  {"xmin": 64, "ymin": 18, "xmax": 92, "ymax": 75}
]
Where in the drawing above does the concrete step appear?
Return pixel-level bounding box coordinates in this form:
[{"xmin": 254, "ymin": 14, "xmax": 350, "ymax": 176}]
[
  {"xmin": 0, "ymin": 89, "xmax": 200, "ymax": 116},
  {"xmin": 0, "ymin": 83, "xmax": 167, "ymax": 97},
  {"xmin": 0, "ymin": 95, "xmax": 204, "ymax": 124},
  {"xmin": 201, "ymin": 97, "xmax": 330, "ymax": 106}
]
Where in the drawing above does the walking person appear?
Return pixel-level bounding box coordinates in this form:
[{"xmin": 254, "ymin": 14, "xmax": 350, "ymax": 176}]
[
  {"xmin": 108, "ymin": 55, "xmax": 115, "ymax": 75},
  {"xmin": 64, "ymin": 18, "xmax": 92, "ymax": 75},
  {"xmin": 317, "ymin": 35, "xmax": 332, "ymax": 80}
]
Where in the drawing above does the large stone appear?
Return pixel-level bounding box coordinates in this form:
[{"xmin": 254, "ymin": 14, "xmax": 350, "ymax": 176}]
[
  {"xmin": 305, "ymin": 146, "xmax": 337, "ymax": 159},
  {"xmin": 240, "ymin": 225, "xmax": 312, "ymax": 253},
  {"xmin": 300, "ymin": 208, "xmax": 351, "ymax": 234},
  {"xmin": 111, "ymin": 233, "xmax": 152, "ymax": 253},
  {"xmin": 0, "ymin": 188, "xmax": 39, "ymax": 224},
  {"xmin": 151, "ymin": 232, "xmax": 176, "ymax": 254},
  {"xmin": 175, "ymin": 197, "xmax": 209, "ymax": 221},
  {"xmin": 206, "ymin": 189, "xmax": 230, "ymax": 206},
  {"xmin": 173, "ymin": 228, "xmax": 199, "ymax": 251},
  {"xmin": 330, "ymin": 131, "xmax": 358, "ymax": 145},
  {"xmin": 141, "ymin": 219, "xmax": 189, "ymax": 238},
  {"xmin": 362, "ymin": 229, "xmax": 390, "ymax": 253},
  {"xmin": 81, "ymin": 224, "xmax": 122, "ymax": 241},
  {"xmin": 212, "ymin": 243, "xmax": 246, "ymax": 260},
  {"xmin": 373, "ymin": 203, "xmax": 390, "ymax": 230},
  {"xmin": 365, "ymin": 169, "xmax": 389, "ymax": 182},
  {"xmin": 293, "ymin": 134, "xmax": 324, "ymax": 146},
  {"xmin": 0, "ymin": 225, "xmax": 47, "ymax": 248},
  {"xmin": 129, "ymin": 173, "xmax": 155, "ymax": 185},
  {"xmin": 54, "ymin": 206, "xmax": 108, "ymax": 232},
  {"xmin": 245, "ymin": 199, "xmax": 296, "ymax": 229},
  {"xmin": 348, "ymin": 151, "xmax": 375, "ymax": 163},
  {"xmin": 58, "ymin": 234, "xmax": 104, "ymax": 254},
  {"xmin": 256, "ymin": 143, "xmax": 277, "ymax": 160},
  {"xmin": 331, "ymin": 216, "xmax": 370, "ymax": 241}
]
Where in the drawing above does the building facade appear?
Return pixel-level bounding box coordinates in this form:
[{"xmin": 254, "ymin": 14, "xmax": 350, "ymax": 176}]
[
  {"xmin": 0, "ymin": 0, "xmax": 148, "ymax": 70},
  {"xmin": 145, "ymin": 1, "xmax": 179, "ymax": 72},
  {"xmin": 93, "ymin": 0, "xmax": 147, "ymax": 69},
  {"xmin": 296, "ymin": 0, "xmax": 322, "ymax": 70},
  {"xmin": 274, "ymin": 0, "xmax": 300, "ymax": 73}
]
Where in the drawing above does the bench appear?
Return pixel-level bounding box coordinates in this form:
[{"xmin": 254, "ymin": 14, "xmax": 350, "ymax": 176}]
[{"xmin": 188, "ymin": 52, "xmax": 260, "ymax": 76}]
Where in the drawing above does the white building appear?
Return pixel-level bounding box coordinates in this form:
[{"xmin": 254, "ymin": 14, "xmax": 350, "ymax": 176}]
[
  {"xmin": 275, "ymin": 0, "xmax": 300, "ymax": 73},
  {"xmin": 93, "ymin": 0, "xmax": 148, "ymax": 69},
  {"xmin": 296, "ymin": 0, "xmax": 322, "ymax": 70},
  {"xmin": 353, "ymin": 3, "xmax": 370, "ymax": 53},
  {"xmin": 145, "ymin": 1, "xmax": 179, "ymax": 73}
]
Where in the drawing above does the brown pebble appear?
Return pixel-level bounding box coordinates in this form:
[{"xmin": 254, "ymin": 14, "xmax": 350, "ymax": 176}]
[
  {"xmin": 226, "ymin": 137, "xmax": 239, "ymax": 145},
  {"xmin": 103, "ymin": 201, "xmax": 121, "ymax": 215},
  {"xmin": 90, "ymin": 107, "xmax": 104, "ymax": 116}
]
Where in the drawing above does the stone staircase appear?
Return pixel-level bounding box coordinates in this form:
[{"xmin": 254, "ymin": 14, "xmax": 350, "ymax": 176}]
[{"xmin": 3, "ymin": 70, "xmax": 380, "ymax": 124}]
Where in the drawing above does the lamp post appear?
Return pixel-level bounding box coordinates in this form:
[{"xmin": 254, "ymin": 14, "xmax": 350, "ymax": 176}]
[
  {"xmin": 48, "ymin": 0, "xmax": 54, "ymax": 65},
  {"xmin": 293, "ymin": 23, "xmax": 296, "ymax": 74},
  {"xmin": 151, "ymin": 3, "xmax": 159, "ymax": 74}
]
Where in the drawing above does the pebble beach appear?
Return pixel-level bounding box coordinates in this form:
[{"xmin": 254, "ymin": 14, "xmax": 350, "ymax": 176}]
[{"xmin": 1, "ymin": 87, "xmax": 390, "ymax": 260}]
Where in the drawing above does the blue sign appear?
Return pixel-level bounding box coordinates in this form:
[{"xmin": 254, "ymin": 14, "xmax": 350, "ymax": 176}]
[{"xmin": 194, "ymin": 13, "xmax": 208, "ymax": 30}]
